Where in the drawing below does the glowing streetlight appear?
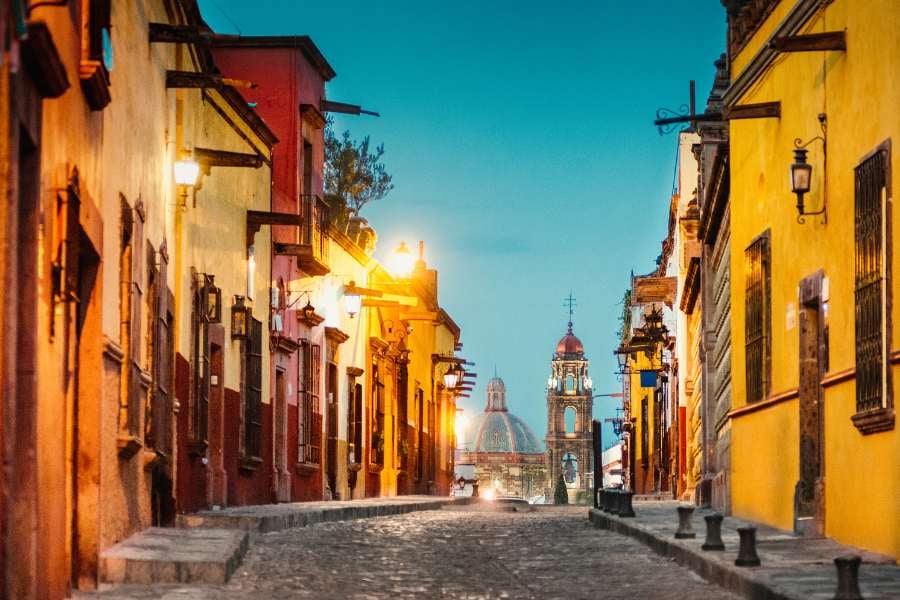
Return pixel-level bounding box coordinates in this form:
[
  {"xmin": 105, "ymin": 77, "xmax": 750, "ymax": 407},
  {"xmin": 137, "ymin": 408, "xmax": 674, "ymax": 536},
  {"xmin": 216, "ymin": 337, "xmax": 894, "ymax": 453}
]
[{"xmin": 388, "ymin": 241, "xmax": 415, "ymax": 278}]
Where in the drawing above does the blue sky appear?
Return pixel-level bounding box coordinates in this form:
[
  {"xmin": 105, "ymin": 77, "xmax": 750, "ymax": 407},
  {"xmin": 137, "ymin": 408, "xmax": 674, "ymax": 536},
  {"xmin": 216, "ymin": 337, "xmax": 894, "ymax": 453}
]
[{"xmin": 200, "ymin": 1, "xmax": 727, "ymax": 449}]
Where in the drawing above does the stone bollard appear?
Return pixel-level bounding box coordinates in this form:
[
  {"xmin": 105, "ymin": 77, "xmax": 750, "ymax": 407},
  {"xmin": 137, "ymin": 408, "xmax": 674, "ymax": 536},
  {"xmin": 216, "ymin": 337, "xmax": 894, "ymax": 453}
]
[
  {"xmin": 734, "ymin": 526, "xmax": 761, "ymax": 567},
  {"xmin": 471, "ymin": 481, "xmax": 479, "ymax": 498},
  {"xmin": 701, "ymin": 513, "xmax": 725, "ymax": 551},
  {"xmin": 619, "ymin": 490, "xmax": 636, "ymax": 518},
  {"xmin": 674, "ymin": 505, "xmax": 696, "ymax": 539},
  {"xmin": 833, "ymin": 555, "xmax": 863, "ymax": 600}
]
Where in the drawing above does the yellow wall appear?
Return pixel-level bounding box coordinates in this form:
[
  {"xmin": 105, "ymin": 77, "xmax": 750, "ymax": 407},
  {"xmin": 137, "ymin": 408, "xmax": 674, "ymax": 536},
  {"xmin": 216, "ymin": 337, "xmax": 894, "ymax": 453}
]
[{"xmin": 728, "ymin": 0, "xmax": 899, "ymax": 558}]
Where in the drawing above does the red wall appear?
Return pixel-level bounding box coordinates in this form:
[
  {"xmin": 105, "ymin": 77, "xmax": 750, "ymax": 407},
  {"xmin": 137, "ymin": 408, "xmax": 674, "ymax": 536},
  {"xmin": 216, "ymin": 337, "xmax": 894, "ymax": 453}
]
[
  {"xmin": 224, "ymin": 388, "xmax": 274, "ymax": 506},
  {"xmin": 175, "ymin": 353, "xmax": 208, "ymax": 513}
]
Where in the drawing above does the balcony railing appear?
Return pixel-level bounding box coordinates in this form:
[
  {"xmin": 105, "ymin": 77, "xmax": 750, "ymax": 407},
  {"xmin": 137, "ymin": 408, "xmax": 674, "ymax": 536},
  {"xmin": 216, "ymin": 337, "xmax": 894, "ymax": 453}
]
[{"xmin": 273, "ymin": 194, "xmax": 330, "ymax": 276}]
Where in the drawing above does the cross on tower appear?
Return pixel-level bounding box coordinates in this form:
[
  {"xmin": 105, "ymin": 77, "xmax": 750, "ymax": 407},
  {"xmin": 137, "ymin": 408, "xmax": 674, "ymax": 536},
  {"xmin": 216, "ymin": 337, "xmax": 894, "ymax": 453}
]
[{"xmin": 563, "ymin": 293, "xmax": 576, "ymax": 332}]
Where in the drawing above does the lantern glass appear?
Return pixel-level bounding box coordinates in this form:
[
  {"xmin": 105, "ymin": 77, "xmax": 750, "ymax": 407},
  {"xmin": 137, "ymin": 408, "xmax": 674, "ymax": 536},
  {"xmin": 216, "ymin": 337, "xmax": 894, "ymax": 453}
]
[
  {"xmin": 231, "ymin": 297, "xmax": 248, "ymax": 338},
  {"xmin": 302, "ymin": 301, "xmax": 316, "ymax": 321},
  {"xmin": 344, "ymin": 291, "xmax": 362, "ymax": 318},
  {"xmin": 615, "ymin": 351, "xmax": 627, "ymax": 371},
  {"xmin": 444, "ymin": 366, "xmax": 460, "ymax": 389},
  {"xmin": 790, "ymin": 149, "xmax": 812, "ymax": 195},
  {"xmin": 174, "ymin": 159, "xmax": 200, "ymax": 186},
  {"xmin": 206, "ymin": 286, "xmax": 221, "ymax": 323}
]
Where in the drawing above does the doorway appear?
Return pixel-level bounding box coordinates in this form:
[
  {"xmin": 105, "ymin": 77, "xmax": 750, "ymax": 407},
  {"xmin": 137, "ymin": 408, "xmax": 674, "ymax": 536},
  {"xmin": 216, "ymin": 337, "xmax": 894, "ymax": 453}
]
[
  {"xmin": 325, "ymin": 362, "xmax": 338, "ymax": 499},
  {"xmin": 795, "ymin": 271, "xmax": 827, "ymax": 536}
]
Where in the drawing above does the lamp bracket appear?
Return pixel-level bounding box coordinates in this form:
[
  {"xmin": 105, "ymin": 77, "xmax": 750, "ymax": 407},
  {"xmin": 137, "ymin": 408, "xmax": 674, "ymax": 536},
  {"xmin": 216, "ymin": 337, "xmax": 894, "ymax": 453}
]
[{"xmin": 794, "ymin": 114, "xmax": 828, "ymax": 224}]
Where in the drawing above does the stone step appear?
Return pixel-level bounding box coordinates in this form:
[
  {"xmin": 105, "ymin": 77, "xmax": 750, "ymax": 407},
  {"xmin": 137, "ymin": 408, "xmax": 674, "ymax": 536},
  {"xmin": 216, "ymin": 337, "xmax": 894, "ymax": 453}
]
[
  {"xmin": 177, "ymin": 495, "xmax": 454, "ymax": 533},
  {"xmin": 99, "ymin": 527, "xmax": 249, "ymax": 585}
]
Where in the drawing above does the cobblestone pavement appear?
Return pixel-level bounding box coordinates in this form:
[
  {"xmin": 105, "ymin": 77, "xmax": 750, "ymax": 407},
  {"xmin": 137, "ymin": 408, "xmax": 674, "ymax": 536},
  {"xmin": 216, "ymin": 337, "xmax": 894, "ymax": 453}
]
[{"xmin": 82, "ymin": 504, "xmax": 740, "ymax": 600}]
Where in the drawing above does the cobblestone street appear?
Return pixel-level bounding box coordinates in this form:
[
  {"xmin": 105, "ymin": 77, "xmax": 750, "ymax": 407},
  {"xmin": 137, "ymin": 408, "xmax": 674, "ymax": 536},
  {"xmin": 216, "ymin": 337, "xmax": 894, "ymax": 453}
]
[{"xmin": 88, "ymin": 504, "xmax": 739, "ymax": 600}]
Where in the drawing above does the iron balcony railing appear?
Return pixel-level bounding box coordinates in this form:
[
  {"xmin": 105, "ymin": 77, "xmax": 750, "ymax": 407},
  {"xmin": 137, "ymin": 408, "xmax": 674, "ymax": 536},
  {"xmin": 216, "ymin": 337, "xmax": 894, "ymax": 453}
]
[{"xmin": 300, "ymin": 194, "xmax": 329, "ymax": 266}]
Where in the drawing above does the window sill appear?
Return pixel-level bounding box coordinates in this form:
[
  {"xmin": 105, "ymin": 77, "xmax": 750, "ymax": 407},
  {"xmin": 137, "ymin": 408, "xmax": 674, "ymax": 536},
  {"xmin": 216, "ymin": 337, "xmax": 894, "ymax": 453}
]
[
  {"xmin": 294, "ymin": 462, "xmax": 320, "ymax": 475},
  {"xmin": 239, "ymin": 456, "xmax": 263, "ymax": 472},
  {"xmin": 368, "ymin": 464, "xmax": 384, "ymax": 474},
  {"xmin": 117, "ymin": 434, "xmax": 143, "ymax": 459},
  {"xmin": 851, "ymin": 407, "xmax": 894, "ymax": 435}
]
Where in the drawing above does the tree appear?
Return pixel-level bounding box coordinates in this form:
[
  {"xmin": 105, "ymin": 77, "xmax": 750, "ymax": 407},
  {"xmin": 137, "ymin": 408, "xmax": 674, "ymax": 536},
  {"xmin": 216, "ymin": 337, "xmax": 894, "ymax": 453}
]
[
  {"xmin": 324, "ymin": 119, "xmax": 393, "ymax": 231},
  {"xmin": 554, "ymin": 473, "xmax": 569, "ymax": 505}
]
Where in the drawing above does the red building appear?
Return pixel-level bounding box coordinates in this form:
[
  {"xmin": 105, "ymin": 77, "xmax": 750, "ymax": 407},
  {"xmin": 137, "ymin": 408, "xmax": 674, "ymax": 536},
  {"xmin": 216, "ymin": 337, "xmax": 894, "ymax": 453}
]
[{"xmin": 213, "ymin": 37, "xmax": 336, "ymax": 502}]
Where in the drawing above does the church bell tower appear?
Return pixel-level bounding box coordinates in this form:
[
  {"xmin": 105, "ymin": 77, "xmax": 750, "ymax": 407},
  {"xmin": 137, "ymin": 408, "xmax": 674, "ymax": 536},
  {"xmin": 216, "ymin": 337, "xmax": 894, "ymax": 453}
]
[{"xmin": 545, "ymin": 295, "xmax": 593, "ymax": 501}]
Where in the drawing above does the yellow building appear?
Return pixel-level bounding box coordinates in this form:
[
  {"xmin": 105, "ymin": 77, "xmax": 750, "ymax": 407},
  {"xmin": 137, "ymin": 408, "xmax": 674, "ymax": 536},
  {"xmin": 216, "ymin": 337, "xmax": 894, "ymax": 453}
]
[{"xmin": 725, "ymin": 0, "xmax": 899, "ymax": 559}]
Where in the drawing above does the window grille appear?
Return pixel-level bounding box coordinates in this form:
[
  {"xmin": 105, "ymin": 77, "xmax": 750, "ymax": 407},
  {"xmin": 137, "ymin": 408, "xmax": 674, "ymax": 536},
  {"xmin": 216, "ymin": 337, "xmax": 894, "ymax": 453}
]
[
  {"xmin": 244, "ymin": 317, "xmax": 263, "ymax": 459},
  {"xmin": 189, "ymin": 288, "xmax": 209, "ymax": 446},
  {"xmin": 855, "ymin": 149, "xmax": 889, "ymax": 413},
  {"xmin": 745, "ymin": 232, "xmax": 771, "ymax": 403},
  {"xmin": 119, "ymin": 199, "xmax": 144, "ymax": 442},
  {"xmin": 298, "ymin": 340, "xmax": 322, "ymax": 463}
]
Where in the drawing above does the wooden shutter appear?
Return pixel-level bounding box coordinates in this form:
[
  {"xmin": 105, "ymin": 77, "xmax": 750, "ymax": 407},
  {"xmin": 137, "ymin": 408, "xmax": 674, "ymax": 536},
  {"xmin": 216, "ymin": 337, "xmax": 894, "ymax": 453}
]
[
  {"xmin": 128, "ymin": 206, "xmax": 144, "ymax": 437},
  {"xmin": 245, "ymin": 318, "xmax": 263, "ymax": 458}
]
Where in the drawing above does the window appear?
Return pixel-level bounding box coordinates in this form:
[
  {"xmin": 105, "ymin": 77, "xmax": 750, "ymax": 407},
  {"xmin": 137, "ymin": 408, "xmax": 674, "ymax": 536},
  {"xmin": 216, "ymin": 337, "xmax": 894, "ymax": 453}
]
[
  {"xmin": 189, "ymin": 286, "xmax": 209, "ymax": 448},
  {"xmin": 298, "ymin": 340, "xmax": 322, "ymax": 463},
  {"xmin": 745, "ymin": 232, "xmax": 771, "ymax": 404},
  {"xmin": 415, "ymin": 387, "xmax": 424, "ymax": 479},
  {"xmin": 118, "ymin": 198, "xmax": 143, "ymax": 452},
  {"xmin": 348, "ymin": 379, "xmax": 363, "ymax": 465},
  {"xmin": 397, "ymin": 363, "xmax": 409, "ymax": 470},
  {"xmin": 854, "ymin": 146, "xmax": 892, "ymax": 419},
  {"xmin": 371, "ymin": 360, "xmax": 385, "ymax": 466},
  {"xmin": 243, "ymin": 318, "xmax": 263, "ymax": 459},
  {"xmin": 641, "ymin": 396, "xmax": 649, "ymax": 468},
  {"xmin": 145, "ymin": 245, "xmax": 173, "ymax": 456},
  {"xmin": 565, "ymin": 374, "xmax": 575, "ymax": 393}
]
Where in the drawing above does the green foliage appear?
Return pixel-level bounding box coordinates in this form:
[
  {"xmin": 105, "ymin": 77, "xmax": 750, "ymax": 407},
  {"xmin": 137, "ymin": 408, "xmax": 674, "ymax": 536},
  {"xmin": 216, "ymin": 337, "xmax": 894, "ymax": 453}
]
[
  {"xmin": 554, "ymin": 473, "xmax": 569, "ymax": 505},
  {"xmin": 617, "ymin": 288, "xmax": 633, "ymax": 341},
  {"xmin": 575, "ymin": 490, "xmax": 590, "ymax": 505},
  {"xmin": 324, "ymin": 119, "xmax": 393, "ymax": 230}
]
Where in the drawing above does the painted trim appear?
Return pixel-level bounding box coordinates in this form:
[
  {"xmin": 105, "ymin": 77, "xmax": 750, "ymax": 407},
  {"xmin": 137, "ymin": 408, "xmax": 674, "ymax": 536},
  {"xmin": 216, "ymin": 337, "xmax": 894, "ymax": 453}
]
[
  {"xmin": 821, "ymin": 366, "xmax": 855, "ymax": 388},
  {"xmin": 727, "ymin": 387, "xmax": 798, "ymax": 419}
]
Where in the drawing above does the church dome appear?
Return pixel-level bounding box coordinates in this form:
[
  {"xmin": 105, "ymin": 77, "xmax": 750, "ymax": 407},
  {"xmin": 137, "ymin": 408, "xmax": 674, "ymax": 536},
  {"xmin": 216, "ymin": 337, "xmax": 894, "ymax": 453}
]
[
  {"xmin": 466, "ymin": 411, "xmax": 543, "ymax": 453},
  {"xmin": 555, "ymin": 323, "xmax": 584, "ymax": 356},
  {"xmin": 464, "ymin": 375, "xmax": 543, "ymax": 454}
]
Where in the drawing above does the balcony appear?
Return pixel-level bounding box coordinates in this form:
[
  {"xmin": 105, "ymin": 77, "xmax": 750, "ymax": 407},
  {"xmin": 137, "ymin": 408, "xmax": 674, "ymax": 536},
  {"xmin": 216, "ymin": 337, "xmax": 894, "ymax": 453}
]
[{"xmin": 274, "ymin": 194, "xmax": 330, "ymax": 276}]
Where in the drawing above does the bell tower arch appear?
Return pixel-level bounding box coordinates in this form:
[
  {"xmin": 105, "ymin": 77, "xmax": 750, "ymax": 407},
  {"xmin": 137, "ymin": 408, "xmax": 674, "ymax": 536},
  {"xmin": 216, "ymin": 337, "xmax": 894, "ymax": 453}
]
[{"xmin": 546, "ymin": 310, "xmax": 594, "ymax": 501}]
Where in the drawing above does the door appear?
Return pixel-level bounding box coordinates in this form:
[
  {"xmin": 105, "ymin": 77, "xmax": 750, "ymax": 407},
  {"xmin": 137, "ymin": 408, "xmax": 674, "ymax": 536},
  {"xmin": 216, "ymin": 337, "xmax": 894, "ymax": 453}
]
[
  {"xmin": 796, "ymin": 271, "xmax": 826, "ymax": 536},
  {"xmin": 325, "ymin": 363, "xmax": 338, "ymax": 499}
]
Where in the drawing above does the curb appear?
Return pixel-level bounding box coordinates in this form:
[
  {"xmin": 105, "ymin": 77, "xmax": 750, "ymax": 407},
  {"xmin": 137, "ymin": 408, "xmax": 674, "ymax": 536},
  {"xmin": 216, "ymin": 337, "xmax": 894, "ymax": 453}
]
[
  {"xmin": 589, "ymin": 508, "xmax": 793, "ymax": 600},
  {"xmin": 179, "ymin": 497, "xmax": 469, "ymax": 534}
]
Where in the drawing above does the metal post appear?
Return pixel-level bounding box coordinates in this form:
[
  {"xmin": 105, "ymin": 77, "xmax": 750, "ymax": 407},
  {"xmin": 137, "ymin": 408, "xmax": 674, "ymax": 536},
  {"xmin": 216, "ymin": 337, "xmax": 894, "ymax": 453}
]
[{"xmin": 592, "ymin": 419, "xmax": 601, "ymax": 508}]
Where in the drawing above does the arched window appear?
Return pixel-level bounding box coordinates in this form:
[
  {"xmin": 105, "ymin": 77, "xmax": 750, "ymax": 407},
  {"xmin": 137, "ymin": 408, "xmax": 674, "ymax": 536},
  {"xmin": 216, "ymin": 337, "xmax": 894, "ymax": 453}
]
[
  {"xmin": 565, "ymin": 374, "xmax": 575, "ymax": 392},
  {"xmin": 564, "ymin": 406, "xmax": 576, "ymax": 433}
]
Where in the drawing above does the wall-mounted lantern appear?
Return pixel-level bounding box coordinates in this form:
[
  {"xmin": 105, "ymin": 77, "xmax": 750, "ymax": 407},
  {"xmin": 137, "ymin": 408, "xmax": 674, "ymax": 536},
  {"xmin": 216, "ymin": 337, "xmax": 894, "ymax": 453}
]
[
  {"xmin": 443, "ymin": 364, "xmax": 461, "ymax": 389},
  {"xmin": 231, "ymin": 295, "xmax": 249, "ymax": 339},
  {"xmin": 174, "ymin": 152, "xmax": 200, "ymax": 208},
  {"xmin": 203, "ymin": 274, "xmax": 222, "ymax": 323},
  {"xmin": 791, "ymin": 113, "xmax": 827, "ymax": 224},
  {"xmin": 344, "ymin": 281, "xmax": 362, "ymax": 318}
]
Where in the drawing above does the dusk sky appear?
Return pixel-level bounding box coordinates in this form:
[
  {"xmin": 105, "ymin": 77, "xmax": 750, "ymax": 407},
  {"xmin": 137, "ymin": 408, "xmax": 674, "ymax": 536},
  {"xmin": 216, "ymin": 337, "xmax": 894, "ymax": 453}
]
[{"xmin": 200, "ymin": 0, "xmax": 727, "ymax": 448}]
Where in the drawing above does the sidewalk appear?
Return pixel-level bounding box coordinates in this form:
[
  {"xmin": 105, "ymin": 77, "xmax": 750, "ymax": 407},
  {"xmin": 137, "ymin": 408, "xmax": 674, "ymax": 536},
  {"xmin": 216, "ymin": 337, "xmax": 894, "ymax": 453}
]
[
  {"xmin": 97, "ymin": 495, "xmax": 468, "ymax": 587},
  {"xmin": 589, "ymin": 501, "xmax": 900, "ymax": 600}
]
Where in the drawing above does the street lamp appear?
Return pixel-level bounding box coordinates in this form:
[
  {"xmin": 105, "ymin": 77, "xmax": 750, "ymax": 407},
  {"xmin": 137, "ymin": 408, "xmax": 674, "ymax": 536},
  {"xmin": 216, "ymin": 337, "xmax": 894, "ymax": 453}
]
[
  {"xmin": 791, "ymin": 113, "xmax": 827, "ymax": 223},
  {"xmin": 174, "ymin": 153, "xmax": 200, "ymax": 208},
  {"xmin": 443, "ymin": 364, "xmax": 461, "ymax": 389},
  {"xmin": 344, "ymin": 281, "xmax": 362, "ymax": 318},
  {"xmin": 388, "ymin": 241, "xmax": 415, "ymax": 278}
]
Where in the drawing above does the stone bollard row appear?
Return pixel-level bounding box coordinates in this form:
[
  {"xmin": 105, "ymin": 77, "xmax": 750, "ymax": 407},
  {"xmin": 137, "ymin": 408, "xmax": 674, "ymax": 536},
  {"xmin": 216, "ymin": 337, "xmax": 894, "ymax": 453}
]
[{"xmin": 672, "ymin": 509, "xmax": 868, "ymax": 598}]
